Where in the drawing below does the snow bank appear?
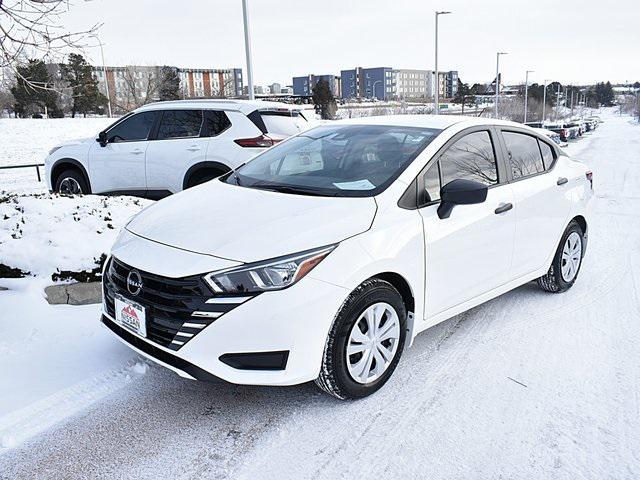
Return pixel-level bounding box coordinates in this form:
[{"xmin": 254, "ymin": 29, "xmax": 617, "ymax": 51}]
[{"xmin": 0, "ymin": 192, "xmax": 149, "ymax": 280}]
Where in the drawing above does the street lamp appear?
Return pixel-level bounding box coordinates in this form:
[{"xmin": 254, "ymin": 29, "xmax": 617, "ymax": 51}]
[
  {"xmin": 90, "ymin": 34, "xmax": 112, "ymax": 118},
  {"xmin": 241, "ymin": 0, "xmax": 255, "ymax": 100},
  {"xmin": 542, "ymin": 79, "xmax": 550, "ymax": 123},
  {"xmin": 434, "ymin": 10, "xmax": 451, "ymax": 115},
  {"xmin": 523, "ymin": 70, "xmax": 534, "ymax": 123},
  {"xmin": 494, "ymin": 52, "xmax": 508, "ymax": 117},
  {"xmin": 371, "ymin": 80, "xmax": 382, "ymax": 100}
]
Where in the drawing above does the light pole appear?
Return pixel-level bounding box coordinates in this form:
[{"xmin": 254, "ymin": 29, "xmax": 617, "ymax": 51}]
[
  {"xmin": 91, "ymin": 34, "xmax": 112, "ymax": 118},
  {"xmin": 371, "ymin": 80, "xmax": 382, "ymax": 100},
  {"xmin": 494, "ymin": 52, "xmax": 507, "ymax": 117},
  {"xmin": 555, "ymin": 83, "xmax": 561, "ymax": 120},
  {"xmin": 524, "ymin": 69, "xmax": 534, "ymax": 123},
  {"xmin": 241, "ymin": 0, "xmax": 255, "ymax": 100},
  {"xmin": 542, "ymin": 79, "xmax": 550, "ymax": 123},
  {"xmin": 434, "ymin": 10, "xmax": 451, "ymax": 115}
]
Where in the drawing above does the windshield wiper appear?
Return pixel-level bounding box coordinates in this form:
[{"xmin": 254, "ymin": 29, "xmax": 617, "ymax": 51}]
[{"xmin": 252, "ymin": 183, "xmax": 334, "ymax": 197}]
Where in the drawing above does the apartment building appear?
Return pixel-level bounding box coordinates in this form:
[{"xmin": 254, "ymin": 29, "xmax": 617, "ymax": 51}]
[
  {"xmin": 393, "ymin": 69, "xmax": 434, "ymax": 100},
  {"xmin": 292, "ymin": 74, "xmax": 341, "ymax": 97},
  {"xmin": 92, "ymin": 65, "xmax": 243, "ymax": 113},
  {"xmin": 340, "ymin": 67, "xmax": 393, "ymax": 101}
]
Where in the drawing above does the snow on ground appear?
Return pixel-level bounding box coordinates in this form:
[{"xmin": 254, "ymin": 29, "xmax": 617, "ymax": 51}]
[
  {"xmin": 0, "ymin": 117, "xmax": 113, "ymax": 193},
  {"xmin": 0, "ymin": 110, "xmax": 638, "ymax": 479},
  {"xmin": 0, "ymin": 192, "xmax": 149, "ymax": 278}
]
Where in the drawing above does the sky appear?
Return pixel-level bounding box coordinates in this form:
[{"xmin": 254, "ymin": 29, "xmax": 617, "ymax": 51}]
[{"xmin": 62, "ymin": 0, "xmax": 640, "ymax": 87}]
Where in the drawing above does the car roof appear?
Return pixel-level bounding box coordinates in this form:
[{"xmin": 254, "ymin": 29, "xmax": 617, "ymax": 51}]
[
  {"xmin": 332, "ymin": 114, "xmax": 532, "ymax": 131},
  {"xmin": 136, "ymin": 99, "xmax": 302, "ymax": 114}
]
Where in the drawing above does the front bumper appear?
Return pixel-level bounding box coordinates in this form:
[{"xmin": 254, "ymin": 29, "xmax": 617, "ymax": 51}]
[{"xmin": 102, "ymin": 267, "xmax": 350, "ymax": 386}]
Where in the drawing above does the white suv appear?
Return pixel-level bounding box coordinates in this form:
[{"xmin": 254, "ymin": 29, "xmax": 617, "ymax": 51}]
[
  {"xmin": 45, "ymin": 100, "xmax": 308, "ymax": 198},
  {"xmin": 102, "ymin": 115, "xmax": 593, "ymax": 399}
]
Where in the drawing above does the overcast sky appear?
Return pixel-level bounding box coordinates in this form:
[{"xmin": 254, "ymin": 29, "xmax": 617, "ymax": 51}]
[{"xmin": 64, "ymin": 0, "xmax": 640, "ymax": 87}]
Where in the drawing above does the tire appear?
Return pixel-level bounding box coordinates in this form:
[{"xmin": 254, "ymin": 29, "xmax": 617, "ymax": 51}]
[
  {"xmin": 54, "ymin": 169, "xmax": 89, "ymax": 195},
  {"xmin": 315, "ymin": 279, "xmax": 407, "ymax": 400},
  {"xmin": 185, "ymin": 169, "xmax": 225, "ymax": 189},
  {"xmin": 537, "ymin": 221, "xmax": 585, "ymax": 293}
]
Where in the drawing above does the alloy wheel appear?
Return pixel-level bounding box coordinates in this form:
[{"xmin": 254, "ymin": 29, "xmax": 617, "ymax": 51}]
[
  {"xmin": 346, "ymin": 302, "xmax": 401, "ymax": 384},
  {"xmin": 59, "ymin": 177, "xmax": 82, "ymax": 194}
]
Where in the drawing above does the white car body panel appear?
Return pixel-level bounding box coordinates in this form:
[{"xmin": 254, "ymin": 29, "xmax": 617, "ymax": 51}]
[
  {"xmin": 88, "ymin": 139, "xmax": 148, "ymax": 193},
  {"xmin": 102, "ymin": 115, "xmax": 594, "ymax": 387}
]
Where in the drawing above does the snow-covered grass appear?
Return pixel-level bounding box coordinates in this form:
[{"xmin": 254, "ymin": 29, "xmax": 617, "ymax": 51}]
[
  {"xmin": 0, "ymin": 192, "xmax": 149, "ymax": 279},
  {"xmin": 0, "ymin": 117, "xmax": 113, "ymax": 193}
]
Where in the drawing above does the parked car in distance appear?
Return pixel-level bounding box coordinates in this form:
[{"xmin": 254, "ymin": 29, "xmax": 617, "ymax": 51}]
[
  {"xmin": 102, "ymin": 115, "xmax": 593, "ymax": 399},
  {"xmin": 524, "ymin": 122, "xmax": 544, "ymax": 128},
  {"xmin": 545, "ymin": 124, "xmax": 571, "ymax": 142},
  {"xmin": 532, "ymin": 127, "xmax": 567, "ymax": 147},
  {"xmin": 45, "ymin": 100, "xmax": 309, "ymax": 198}
]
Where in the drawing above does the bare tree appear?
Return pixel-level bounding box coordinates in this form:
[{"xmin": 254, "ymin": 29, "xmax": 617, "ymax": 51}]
[
  {"xmin": 114, "ymin": 66, "xmax": 161, "ymax": 111},
  {"xmin": 0, "ymin": 0, "xmax": 100, "ymax": 88}
]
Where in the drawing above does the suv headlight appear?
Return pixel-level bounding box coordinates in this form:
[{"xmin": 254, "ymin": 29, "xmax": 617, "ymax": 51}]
[{"xmin": 204, "ymin": 245, "xmax": 336, "ymax": 294}]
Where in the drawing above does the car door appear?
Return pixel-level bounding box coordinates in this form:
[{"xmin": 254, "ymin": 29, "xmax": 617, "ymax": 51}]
[
  {"xmin": 497, "ymin": 130, "xmax": 571, "ymax": 277},
  {"xmin": 89, "ymin": 111, "xmax": 157, "ymax": 194},
  {"xmin": 145, "ymin": 109, "xmax": 210, "ymax": 194},
  {"xmin": 418, "ymin": 128, "xmax": 516, "ymax": 319}
]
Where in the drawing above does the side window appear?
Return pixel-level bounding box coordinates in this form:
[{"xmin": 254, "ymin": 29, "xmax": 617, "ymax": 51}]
[
  {"xmin": 503, "ymin": 132, "xmax": 544, "ymax": 179},
  {"xmin": 157, "ymin": 110, "xmax": 203, "ymax": 140},
  {"xmin": 107, "ymin": 112, "xmax": 156, "ymax": 143},
  {"xmin": 538, "ymin": 140, "xmax": 555, "ymax": 170},
  {"xmin": 440, "ymin": 131, "xmax": 498, "ymax": 186},
  {"xmin": 423, "ymin": 162, "xmax": 440, "ymax": 203},
  {"xmin": 202, "ymin": 110, "xmax": 231, "ymax": 137}
]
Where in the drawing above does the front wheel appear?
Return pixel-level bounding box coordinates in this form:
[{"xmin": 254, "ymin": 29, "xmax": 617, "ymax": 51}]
[
  {"xmin": 315, "ymin": 279, "xmax": 407, "ymax": 400},
  {"xmin": 537, "ymin": 221, "xmax": 585, "ymax": 293},
  {"xmin": 54, "ymin": 169, "xmax": 89, "ymax": 195}
]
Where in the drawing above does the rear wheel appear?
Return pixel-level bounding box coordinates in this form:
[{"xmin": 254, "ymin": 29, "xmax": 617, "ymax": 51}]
[
  {"xmin": 315, "ymin": 279, "xmax": 406, "ymax": 400},
  {"xmin": 185, "ymin": 169, "xmax": 227, "ymax": 189},
  {"xmin": 54, "ymin": 169, "xmax": 89, "ymax": 195},
  {"xmin": 537, "ymin": 221, "xmax": 584, "ymax": 293}
]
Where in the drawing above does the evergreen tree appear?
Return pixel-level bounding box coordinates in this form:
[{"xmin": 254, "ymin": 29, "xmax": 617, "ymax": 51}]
[
  {"xmin": 453, "ymin": 79, "xmax": 475, "ymax": 113},
  {"xmin": 11, "ymin": 59, "xmax": 60, "ymax": 117},
  {"xmin": 312, "ymin": 79, "xmax": 337, "ymax": 120},
  {"xmin": 60, "ymin": 53, "xmax": 106, "ymax": 117},
  {"xmin": 594, "ymin": 81, "xmax": 615, "ymax": 107},
  {"xmin": 159, "ymin": 66, "xmax": 181, "ymax": 101}
]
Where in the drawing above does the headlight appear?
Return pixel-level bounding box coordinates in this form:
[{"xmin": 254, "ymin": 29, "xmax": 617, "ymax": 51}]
[
  {"xmin": 204, "ymin": 245, "xmax": 336, "ymax": 294},
  {"xmin": 48, "ymin": 146, "xmax": 62, "ymax": 156}
]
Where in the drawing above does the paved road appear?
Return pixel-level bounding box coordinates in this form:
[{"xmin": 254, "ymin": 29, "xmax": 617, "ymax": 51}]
[{"xmin": 2, "ymin": 113, "xmax": 639, "ymax": 479}]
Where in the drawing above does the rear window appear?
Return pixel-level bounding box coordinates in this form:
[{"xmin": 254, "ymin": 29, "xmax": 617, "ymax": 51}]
[
  {"xmin": 503, "ymin": 131, "xmax": 544, "ymax": 180},
  {"xmin": 248, "ymin": 109, "xmax": 308, "ymax": 136},
  {"xmin": 157, "ymin": 110, "xmax": 203, "ymax": 139}
]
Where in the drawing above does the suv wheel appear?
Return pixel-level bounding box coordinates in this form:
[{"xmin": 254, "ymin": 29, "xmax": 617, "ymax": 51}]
[
  {"xmin": 186, "ymin": 169, "xmax": 226, "ymax": 189},
  {"xmin": 537, "ymin": 221, "xmax": 584, "ymax": 293},
  {"xmin": 55, "ymin": 169, "xmax": 88, "ymax": 195},
  {"xmin": 315, "ymin": 279, "xmax": 406, "ymax": 400}
]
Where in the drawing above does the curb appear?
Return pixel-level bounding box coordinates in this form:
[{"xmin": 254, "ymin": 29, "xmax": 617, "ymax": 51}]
[{"xmin": 45, "ymin": 282, "xmax": 102, "ymax": 306}]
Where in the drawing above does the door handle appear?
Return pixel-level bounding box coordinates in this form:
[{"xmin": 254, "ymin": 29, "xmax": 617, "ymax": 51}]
[
  {"xmin": 557, "ymin": 177, "xmax": 568, "ymax": 185},
  {"xmin": 494, "ymin": 203, "xmax": 513, "ymax": 214},
  {"xmin": 131, "ymin": 149, "xmax": 144, "ymax": 155},
  {"xmin": 187, "ymin": 146, "xmax": 201, "ymax": 152}
]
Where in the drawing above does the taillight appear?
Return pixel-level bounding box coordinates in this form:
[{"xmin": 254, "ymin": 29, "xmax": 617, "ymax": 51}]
[
  {"xmin": 234, "ymin": 135, "xmax": 281, "ymax": 148},
  {"xmin": 562, "ymin": 129, "xmax": 568, "ymax": 138},
  {"xmin": 586, "ymin": 171, "xmax": 593, "ymax": 189}
]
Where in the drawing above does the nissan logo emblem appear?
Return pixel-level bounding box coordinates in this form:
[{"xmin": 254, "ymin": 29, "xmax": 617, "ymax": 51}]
[{"xmin": 127, "ymin": 270, "xmax": 143, "ymax": 296}]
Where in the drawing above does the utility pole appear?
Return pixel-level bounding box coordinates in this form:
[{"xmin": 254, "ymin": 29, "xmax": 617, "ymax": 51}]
[
  {"xmin": 91, "ymin": 34, "xmax": 112, "ymax": 118},
  {"xmin": 570, "ymin": 89, "xmax": 574, "ymax": 116},
  {"xmin": 556, "ymin": 83, "xmax": 561, "ymax": 120},
  {"xmin": 434, "ymin": 11, "xmax": 451, "ymax": 115},
  {"xmin": 242, "ymin": 0, "xmax": 255, "ymax": 100},
  {"xmin": 524, "ymin": 69, "xmax": 533, "ymax": 123},
  {"xmin": 495, "ymin": 52, "xmax": 508, "ymax": 117}
]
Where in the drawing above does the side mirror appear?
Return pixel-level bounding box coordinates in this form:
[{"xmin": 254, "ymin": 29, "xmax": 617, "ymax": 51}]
[
  {"xmin": 437, "ymin": 179, "xmax": 488, "ymax": 219},
  {"xmin": 97, "ymin": 131, "xmax": 107, "ymax": 147}
]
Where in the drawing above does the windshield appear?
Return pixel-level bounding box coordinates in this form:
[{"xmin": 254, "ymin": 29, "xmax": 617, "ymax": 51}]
[{"xmin": 226, "ymin": 124, "xmax": 442, "ymax": 197}]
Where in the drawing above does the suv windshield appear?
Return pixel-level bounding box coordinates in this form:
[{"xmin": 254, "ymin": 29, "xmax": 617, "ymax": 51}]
[{"xmin": 226, "ymin": 125, "xmax": 441, "ymax": 197}]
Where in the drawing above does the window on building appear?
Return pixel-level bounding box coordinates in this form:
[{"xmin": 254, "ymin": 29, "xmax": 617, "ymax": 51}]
[
  {"xmin": 503, "ymin": 131, "xmax": 545, "ymax": 179},
  {"xmin": 157, "ymin": 110, "xmax": 203, "ymax": 140},
  {"xmin": 440, "ymin": 131, "xmax": 498, "ymax": 186}
]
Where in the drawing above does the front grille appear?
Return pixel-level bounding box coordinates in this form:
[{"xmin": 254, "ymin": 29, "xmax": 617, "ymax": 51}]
[{"xmin": 103, "ymin": 257, "xmax": 255, "ymax": 351}]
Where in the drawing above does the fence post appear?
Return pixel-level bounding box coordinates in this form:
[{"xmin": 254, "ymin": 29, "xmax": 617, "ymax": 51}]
[{"xmin": 36, "ymin": 165, "xmax": 41, "ymax": 182}]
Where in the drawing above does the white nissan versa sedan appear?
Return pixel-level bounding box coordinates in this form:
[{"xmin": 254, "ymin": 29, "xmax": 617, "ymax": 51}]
[{"xmin": 102, "ymin": 115, "xmax": 593, "ymax": 399}]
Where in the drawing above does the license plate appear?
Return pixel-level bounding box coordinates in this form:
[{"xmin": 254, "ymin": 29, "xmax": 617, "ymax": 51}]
[{"xmin": 115, "ymin": 295, "xmax": 147, "ymax": 337}]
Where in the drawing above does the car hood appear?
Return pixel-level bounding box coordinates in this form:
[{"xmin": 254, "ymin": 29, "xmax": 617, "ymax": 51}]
[
  {"xmin": 60, "ymin": 137, "xmax": 94, "ymax": 148},
  {"xmin": 125, "ymin": 180, "xmax": 377, "ymax": 263}
]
